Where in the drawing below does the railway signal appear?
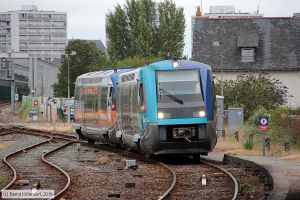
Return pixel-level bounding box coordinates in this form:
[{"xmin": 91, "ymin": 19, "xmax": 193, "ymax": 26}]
[{"xmin": 1, "ymin": 57, "xmax": 8, "ymax": 69}]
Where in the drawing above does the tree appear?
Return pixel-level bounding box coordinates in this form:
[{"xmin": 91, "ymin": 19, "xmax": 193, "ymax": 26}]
[
  {"xmin": 53, "ymin": 40, "xmax": 109, "ymax": 97},
  {"xmin": 106, "ymin": 0, "xmax": 185, "ymax": 61},
  {"xmin": 116, "ymin": 55, "xmax": 163, "ymax": 67},
  {"xmin": 215, "ymin": 72, "xmax": 289, "ymax": 119},
  {"xmin": 157, "ymin": 0, "xmax": 185, "ymax": 58},
  {"xmin": 106, "ymin": 4, "xmax": 131, "ymax": 61}
]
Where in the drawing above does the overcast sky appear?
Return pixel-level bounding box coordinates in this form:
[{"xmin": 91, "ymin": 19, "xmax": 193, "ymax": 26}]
[{"xmin": 1, "ymin": 0, "xmax": 300, "ymax": 56}]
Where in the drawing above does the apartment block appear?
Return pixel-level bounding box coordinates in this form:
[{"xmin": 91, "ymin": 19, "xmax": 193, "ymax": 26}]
[{"xmin": 0, "ymin": 5, "xmax": 67, "ymax": 61}]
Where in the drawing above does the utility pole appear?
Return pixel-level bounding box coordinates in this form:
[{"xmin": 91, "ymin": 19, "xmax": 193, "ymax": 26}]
[
  {"xmin": 66, "ymin": 51, "xmax": 76, "ymax": 124},
  {"xmin": 7, "ymin": 49, "xmax": 15, "ymax": 114}
]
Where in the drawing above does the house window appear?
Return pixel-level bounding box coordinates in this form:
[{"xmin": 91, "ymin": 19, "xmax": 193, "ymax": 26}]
[{"xmin": 241, "ymin": 48, "xmax": 255, "ymax": 62}]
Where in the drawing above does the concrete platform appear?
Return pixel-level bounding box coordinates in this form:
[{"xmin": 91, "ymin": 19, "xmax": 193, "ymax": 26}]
[{"xmin": 206, "ymin": 153, "xmax": 300, "ymax": 200}]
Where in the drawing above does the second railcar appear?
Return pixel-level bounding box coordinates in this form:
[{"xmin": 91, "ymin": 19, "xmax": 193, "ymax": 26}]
[{"xmin": 74, "ymin": 69, "xmax": 132, "ymax": 142}]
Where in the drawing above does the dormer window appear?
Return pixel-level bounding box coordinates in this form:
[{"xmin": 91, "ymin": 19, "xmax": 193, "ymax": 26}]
[
  {"xmin": 237, "ymin": 33, "xmax": 259, "ymax": 63},
  {"xmin": 241, "ymin": 48, "xmax": 255, "ymax": 62}
]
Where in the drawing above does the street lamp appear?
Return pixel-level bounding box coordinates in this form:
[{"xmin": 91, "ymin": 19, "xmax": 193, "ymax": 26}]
[
  {"xmin": 213, "ymin": 41, "xmax": 224, "ymax": 96},
  {"xmin": 65, "ymin": 51, "xmax": 76, "ymax": 124}
]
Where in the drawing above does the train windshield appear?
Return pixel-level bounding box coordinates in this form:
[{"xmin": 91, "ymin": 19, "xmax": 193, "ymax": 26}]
[{"xmin": 156, "ymin": 70, "xmax": 202, "ymax": 103}]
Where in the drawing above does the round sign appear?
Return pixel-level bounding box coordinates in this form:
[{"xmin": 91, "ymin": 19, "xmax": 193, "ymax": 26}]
[{"xmin": 260, "ymin": 117, "xmax": 268, "ymax": 125}]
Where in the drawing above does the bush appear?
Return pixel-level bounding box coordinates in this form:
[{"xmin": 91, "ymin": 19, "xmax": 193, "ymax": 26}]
[
  {"xmin": 215, "ymin": 72, "xmax": 288, "ymax": 119},
  {"xmin": 243, "ymin": 139, "xmax": 254, "ymax": 150},
  {"xmin": 17, "ymin": 100, "xmax": 32, "ymax": 120},
  {"xmin": 247, "ymin": 106, "xmax": 300, "ymax": 148}
]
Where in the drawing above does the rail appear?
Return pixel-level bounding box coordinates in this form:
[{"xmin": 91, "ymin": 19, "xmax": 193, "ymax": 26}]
[
  {"xmin": 202, "ymin": 160, "xmax": 238, "ymax": 200},
  {"xmin": 157, "ymin": 162, "xmax": 177, "ymax": 200},
  {"xmin": 0, "ymin": 128, "xmax": 75, "ymax": 199}
]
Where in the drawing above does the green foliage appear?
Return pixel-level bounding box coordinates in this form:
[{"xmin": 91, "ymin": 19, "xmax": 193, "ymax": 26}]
[
  {"xmin": 0, "ymin": 174, "xmax": 10, "ymax": 189},
  {"xmin": 53, "ymin": 40, "xmax": 109, "ymax": 97},
  {"xmin": 157, "ymin": 0, "xmax": 185, "ymax": 58},
  {"xmin": 239, "ymin": 182, "xmax": 251, "ymax": 194},
  {"xmin": 116, "ymin": 56, "xmax": 163, "ymax": 67},
  {"xmin": 215, "ymin": 72, "xmax": 288, "ymax": 119},
  {"xmin": 107, "ymin": 0, "xmax": 185, "ymax": 61},
  {"xmin": 247, "ymin": 107, "xmax": 300, "ymax": 148},
  {"xmin": 17, "ymin": 99, "xmax": 32, "ymax": 119},
  {"xmin": 243, "ymin": 138, "xmax": 254, "ymax": 150}
]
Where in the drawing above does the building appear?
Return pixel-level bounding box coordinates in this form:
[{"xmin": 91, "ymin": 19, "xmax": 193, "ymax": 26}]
[
  {"xmin": 204, "ymin": 5, "xmax": 263, "ymax": 19},
  {"xmin": 192, "ymin": 7, "xmax": 300, "ymax": 107},
  {"xmin": 70, "ymin": 39, "xmax": 106, "ymax": 53},
  {"xmin": 87, "ymin": 40, "xmax": 106, "ymax": 53},
  {"xmin": 0, "ymin": 52, "xmax": 59, "ymax": 100},
  {"xmin": 0, "ymin": 5, "xmax": 67, "ymax": 61}
]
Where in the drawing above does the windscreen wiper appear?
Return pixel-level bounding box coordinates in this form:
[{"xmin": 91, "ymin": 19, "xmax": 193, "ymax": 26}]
[{"xmin": 159, "ymin": 88, "xmax": 184, "ymax": 105}]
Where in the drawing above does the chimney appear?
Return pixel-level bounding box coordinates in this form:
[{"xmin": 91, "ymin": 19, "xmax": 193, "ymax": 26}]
[{"xmin": 196, "ymin": 6, "xmax": 202, "ymax": 18}]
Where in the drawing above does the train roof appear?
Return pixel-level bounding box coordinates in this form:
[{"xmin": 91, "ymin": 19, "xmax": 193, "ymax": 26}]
[
  {"xmin": 75, "ymin": 68, "xmax": 134, "ymax": 87},
  {"xmin": 145, "ymin": 60, "xmax": 211, "ymax": 71}
]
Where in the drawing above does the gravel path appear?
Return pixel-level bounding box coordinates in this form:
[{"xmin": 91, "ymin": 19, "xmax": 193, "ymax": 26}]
[{"xmin": 48, "ymin": 143, "xmax": 173, "ymax": 200}]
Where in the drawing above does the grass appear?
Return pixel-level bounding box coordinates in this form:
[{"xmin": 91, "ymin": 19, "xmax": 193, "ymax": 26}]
[
  {"xmin": 214, "ymin": 125, "xmax": 300, "ymax": 160},
  {"xmin": 0, "ymin": 142, "xmax": 8, "ymax": 149},
  {"xmin": 0, "ymin": 174, "xmax": 10, "ymax": 189},
  {"xmin": 17, "ymin": 100, "xmax": 33, "ymax": 120},
  {"xmin": 24, "ymin": 123, "xmax": 73, "ymax": 134}
]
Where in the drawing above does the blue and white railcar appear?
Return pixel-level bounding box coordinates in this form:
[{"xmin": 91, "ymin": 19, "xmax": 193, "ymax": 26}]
[{"xmin": 116, "ymin": 60, "xmax": 217, "ymax": 157}]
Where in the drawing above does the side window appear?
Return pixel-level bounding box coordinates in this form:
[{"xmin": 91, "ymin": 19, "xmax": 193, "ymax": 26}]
[
  {"xmin": 139, "ymin": 83, "xmax": 146, "ymax": 112},
  {"xmin": 97, "ymin": 87, "xmax": 101, "ymax": 111},
  {"xmin": 74, "ymin": 87, "xmax": 79, "ymax": 101},
  {"xmin": 110, "ymin": 87, "xmax": 116, "ymax": 110},
  {"xmin": 100, "ymin": 87, "xmax": 108, "ymax": 110}
]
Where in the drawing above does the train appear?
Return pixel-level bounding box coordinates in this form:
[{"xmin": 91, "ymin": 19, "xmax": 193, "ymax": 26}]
[{"xmin": 74, "ymin": 59, "xmax": 217, "ymax": 159}]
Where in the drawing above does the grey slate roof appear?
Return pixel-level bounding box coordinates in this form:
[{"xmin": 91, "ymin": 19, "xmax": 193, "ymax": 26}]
[
  {"xmin": 237, "ymin": 34, "xmax": 259, "ymax": 47},
  {"xmin": 192, "ymin": 17, "xmax": 300, "ymax": 71},
  {"xmin": 68, "ymin": 39, "xmax": 106, "ymax": 53},
  {"xmin": 87, "ymin": 40, "xmax": 106, "ymax": 53}
]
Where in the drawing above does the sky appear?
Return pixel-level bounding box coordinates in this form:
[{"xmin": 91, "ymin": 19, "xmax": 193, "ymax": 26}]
[{"xmin": 1, "ymin": 0, "xmax": 300, "ymax": 57}]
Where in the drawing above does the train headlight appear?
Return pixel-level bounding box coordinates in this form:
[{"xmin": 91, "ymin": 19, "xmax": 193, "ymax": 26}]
[
  {"xmin": 172, "ymin": 61, "xmax": 180, "ymax": 68},
  {"xmin": 157, "ymin": 112, "xmax": 164, "ymax": 119},
  {"xmin": 199, "ymin": 111, "xmax": 206, "ymax": 117}
]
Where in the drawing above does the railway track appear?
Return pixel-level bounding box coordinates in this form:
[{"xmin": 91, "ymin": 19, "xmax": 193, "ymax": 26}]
[
  {"xmin": 1, "ymin": 127, "xmax": 238, "ymax": 200},
  {"xmin": 88, "ymin": 143, "xmax": 237, "ymax": 200},
  {"xmin": 157, "ymin": 155, "xmax": 238, "ymax": 200},
  {"xmin": 0, "ymin": 127, "xmax": 76, "ymax": 199}
]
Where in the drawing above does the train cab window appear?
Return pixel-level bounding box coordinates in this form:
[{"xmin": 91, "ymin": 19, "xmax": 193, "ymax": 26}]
[
  {"xmin": 139, "ymin": 83, "xmax": 146, "ymax": 112},
  {"xmin": 156, "ymin": 70, "xmax": 203, "ymax": 103}
]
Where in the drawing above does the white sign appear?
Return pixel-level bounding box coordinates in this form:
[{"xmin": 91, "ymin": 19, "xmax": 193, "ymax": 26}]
[
  {"xmin": 14, "ymin": 93, "xmax": 19, "ymax": 101},
  {"xmin": 1, "ymin": 190, "xmax": 54, "ymax": 199}
]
